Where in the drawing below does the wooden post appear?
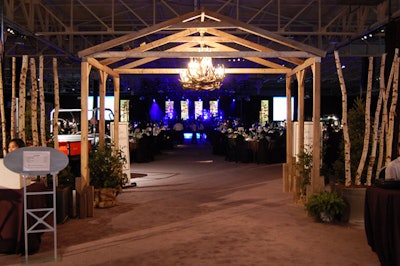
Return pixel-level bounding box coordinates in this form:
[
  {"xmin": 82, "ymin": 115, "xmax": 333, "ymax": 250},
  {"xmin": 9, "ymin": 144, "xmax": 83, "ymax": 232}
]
[
  {"xmin": 113, "ymin": 76, "xmax": 120, "ymax": 150},
  {"xmin": 80, "ymin": 60, "xmax": 91, "ymax": 192},
  {"xmin": 284, "ymin": 75, "xmax": 293, "ymax": 193},
  {"xmin": 312, "ymin": 58, "xmax": 322, "ymax": 192},
  {"xmin": 99, "ymin": 70, "xmax": 107, "ymax": 149},
  {"xmin": 295, "ymin": 69, "xmax": 305, "ymax": 199}
]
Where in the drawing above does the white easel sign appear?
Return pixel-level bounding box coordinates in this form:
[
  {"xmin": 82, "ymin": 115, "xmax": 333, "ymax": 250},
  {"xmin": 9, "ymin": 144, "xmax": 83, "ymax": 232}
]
[{"xmin": 23, "ymin": 151, "xmax": 51, "ymax": 172}]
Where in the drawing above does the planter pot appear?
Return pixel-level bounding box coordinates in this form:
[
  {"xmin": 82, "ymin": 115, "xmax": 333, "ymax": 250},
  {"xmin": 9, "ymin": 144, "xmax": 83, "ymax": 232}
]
[
  {"xmin": 94, "ymin": 188, "xmax": 118, "ymax": 208},
  {"xmin": 56, "ymin": 185, "xmax": 73, "ymax": 224},
  {"xmin": 336, "ymin": 186, "xmax": 366, "ymax": 224}
]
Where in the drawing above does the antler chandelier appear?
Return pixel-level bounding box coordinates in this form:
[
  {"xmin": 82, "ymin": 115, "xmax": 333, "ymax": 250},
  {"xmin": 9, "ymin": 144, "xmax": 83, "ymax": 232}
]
[{"xmin": 179, "ymin": 49, "xmax": 225, "ymax": 91}]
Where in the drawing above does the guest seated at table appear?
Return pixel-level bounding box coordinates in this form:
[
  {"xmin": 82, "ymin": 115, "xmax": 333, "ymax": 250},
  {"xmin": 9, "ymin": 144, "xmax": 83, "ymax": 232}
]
[{"xmin": 385, "ymin": 143, "xmax": 400, "ymax": 180}]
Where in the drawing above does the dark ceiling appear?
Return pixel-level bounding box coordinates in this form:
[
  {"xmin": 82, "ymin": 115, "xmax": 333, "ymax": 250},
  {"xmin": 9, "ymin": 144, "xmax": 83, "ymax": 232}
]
[{"xmin": 1, "ymin": 0, "xmax": 398, "ymax": 99}]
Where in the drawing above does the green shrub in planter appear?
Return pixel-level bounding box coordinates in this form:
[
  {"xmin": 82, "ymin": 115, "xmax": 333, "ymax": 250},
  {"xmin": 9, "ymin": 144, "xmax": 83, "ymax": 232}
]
[
  {"xmin": 89, "ymin": 143, "xmax": 128, "ymax": 191},
  {"xmin": 305, "ymin": 191, "xmax": 347, "ymax": 223}
]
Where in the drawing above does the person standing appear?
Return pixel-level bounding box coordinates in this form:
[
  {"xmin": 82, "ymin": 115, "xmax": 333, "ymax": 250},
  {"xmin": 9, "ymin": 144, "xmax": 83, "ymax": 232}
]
[
  {"xmin": 172, "ymin": 119, "xmax": 184, "ymax": 145},
  {"xmin": 190, "ymin": 120, "xmax": 198, "ymax": 144}
]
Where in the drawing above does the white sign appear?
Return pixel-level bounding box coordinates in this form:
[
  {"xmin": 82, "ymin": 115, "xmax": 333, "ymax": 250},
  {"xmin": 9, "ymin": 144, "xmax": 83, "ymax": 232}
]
[{"xmin": 23, "ymin": 151, "xmax": 51, "ymax": 172}]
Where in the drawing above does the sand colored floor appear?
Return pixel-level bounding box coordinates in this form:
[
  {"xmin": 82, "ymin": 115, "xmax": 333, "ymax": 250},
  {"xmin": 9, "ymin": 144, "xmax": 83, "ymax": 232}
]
[{"xmin": 2, "ymin": 142, "xmax": 380, "ymax": 265}]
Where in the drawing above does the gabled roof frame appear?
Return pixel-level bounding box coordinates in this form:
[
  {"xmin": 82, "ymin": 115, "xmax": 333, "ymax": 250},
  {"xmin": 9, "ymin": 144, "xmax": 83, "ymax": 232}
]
[{"xmin": 77, "ymin": 8, "xmax": 325, "ymax": 199}]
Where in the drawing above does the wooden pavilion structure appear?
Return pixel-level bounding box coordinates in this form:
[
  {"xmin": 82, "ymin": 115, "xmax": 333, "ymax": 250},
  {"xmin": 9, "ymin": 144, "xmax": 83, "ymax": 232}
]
[{"xmin": 77, "ymin": 8, "xmax": 327, "ymax": 211}]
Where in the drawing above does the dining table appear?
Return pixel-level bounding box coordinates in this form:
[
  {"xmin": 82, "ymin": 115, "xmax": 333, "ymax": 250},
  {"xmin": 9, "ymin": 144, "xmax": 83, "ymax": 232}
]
[
  {"xmin": 0, "ymin": 182, "xmax": 48, "ymax": 255},
  {"xmin": 364, "ymin": 185, "xmax": 400, "ymax": 266}
]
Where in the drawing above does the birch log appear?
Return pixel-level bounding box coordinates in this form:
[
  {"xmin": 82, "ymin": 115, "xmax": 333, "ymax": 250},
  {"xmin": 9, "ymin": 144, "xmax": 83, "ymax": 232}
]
[
  {"xmin": 378, "ymin": 50, "xmax": 397, "ymax": 169},
  {"xmin": 0, "ymin": 61, "xmax": 6, "ymax": 157},
  {"xmin": 334, "ymin": 50, "xmax": 352, "ymax": 186},
  {"xmin": 39, "ymin": 56, "xmax": 46, "ymax": 146},
  {"xmin": 29, "ymin": 58, "xmax": 39, "ymax": 146},
  {"xmin": 367, "ymin": 54, "xmax": 386, "ymax": 185},
  {"xmin": 18, "ymin": 55, "xmax": 28, "ymax": 141},
  {"xmin": 10, "ymin": 57, "xmax": 16, "ymax": 138},
  {"xmin": 387, "ymin": 52, "xmax": 400, "ymax": 164},
  {"xmin": 53, "ymin": 58, "xmax": 60, "ymax": 150},
  {"xmin": 355, "ymin": 56, "xmax": 373, "ymax": 185}
]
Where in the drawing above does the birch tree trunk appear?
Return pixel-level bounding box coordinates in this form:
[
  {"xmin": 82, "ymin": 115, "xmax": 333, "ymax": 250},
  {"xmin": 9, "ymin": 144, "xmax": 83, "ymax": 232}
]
[
  {"xmin": 39, "ymin": 56, "xmax": 46, "ymax": 146},
  {"xmin": 53, "ymin": 58, "xmax": 60, "ymax": 150},
  {"xmin": 18, "ymin": 55, "xmax": 28, "ymax": 141},
  {"xmin": 378, "ymin": 50, "xmax": 397, "ymax": 170},
  {"xmin": 334, "ymin": 50, "xmax": 352, "ymax": 186},
  {"xmin": 29, "ymin": 58, "xmax": 39, "ymax": 146},
  {"xmin": 10, "ymin": 57, "xmax": 16, "ymax": 139},
  {"xmin": 367, "ymin": 53, "xmax": 386, "ymax": 185},
  {"xmin": 387, "ymin": 51, "xmax": 400, "ymax": 164},
  {"xmin": 355, "ymin": 56, "xmax": 373, "ymax": 185},
  {"xmin": 0, "ymin": 61, "xmax": 6, "ymax": 157}
]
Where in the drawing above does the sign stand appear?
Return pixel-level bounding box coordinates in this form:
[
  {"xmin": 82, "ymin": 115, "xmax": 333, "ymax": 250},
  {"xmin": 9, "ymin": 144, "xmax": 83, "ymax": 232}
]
[{"xmin": 4, "ymin": 147, "xmax": 69, "ymax": 262}]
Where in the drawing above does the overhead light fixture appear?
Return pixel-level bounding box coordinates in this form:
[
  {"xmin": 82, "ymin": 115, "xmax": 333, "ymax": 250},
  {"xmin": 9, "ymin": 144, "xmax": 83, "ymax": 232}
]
[
  {"xmin": 179, "ymin": 32, "xmax": 225, "ymax": 91},
  {"xmin": 179, "ymin": 56, "xmax": 225, "ymax": 91}
]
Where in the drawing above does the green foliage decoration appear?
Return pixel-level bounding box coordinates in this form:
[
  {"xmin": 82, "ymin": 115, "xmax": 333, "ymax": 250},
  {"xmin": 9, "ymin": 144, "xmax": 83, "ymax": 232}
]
[
  {"xmin": 296, "ymin": 144, "xmax": 313, "ymax": 197},
  {"xmin": 305, "ymin": 191, "xmax": 347, "ymax": 222},
  {"xmin": 88, "ymin": 143, "xmax": 128, "ymax": 191}
]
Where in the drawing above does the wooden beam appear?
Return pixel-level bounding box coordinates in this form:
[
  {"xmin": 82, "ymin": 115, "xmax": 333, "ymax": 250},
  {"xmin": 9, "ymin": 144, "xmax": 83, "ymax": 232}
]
[
  {"xmin": 100, "ymin": 28, "xmax": 201, "ymax": 66},
  {"xmin": 87, "ymin": 57, "xmax": 119, "ymax": 77},
  {"xmin": 78, "ymin": 9, "xmax": 203, "ymax": 57},
  {"xmin": 91, "ymin": 51, "xmax": 314, "ymax": 59},
  {"xmin": 116, "ymin": 42, "xmax": 198, "ymax": 69},
  {"xmin": 167, "ymin": 21, "xmax": 237, "ymax": 30},
  {"xmin": 203, "ymin": 41, "xmax": 288, "ymax": 69},
  {"xmin": 287, "ymin": 57, "xmax": 321, "ymax": 77},
  {"xmin": 205, "ymin": 28, "xmax": 305, "ymax": 66},
  {"xmin": 114, "ymin": 68, "xmax": 291, "ymax": 75},
  {"xmin": 203, "ymin": 9, "xmax": 327, "ymax": 57}
]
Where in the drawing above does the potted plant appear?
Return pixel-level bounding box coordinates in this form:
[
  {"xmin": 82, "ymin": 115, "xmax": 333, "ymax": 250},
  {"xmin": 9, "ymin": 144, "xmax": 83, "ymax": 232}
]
[
  {"xmin": 88, "ymin": 143, "xmax": 128, "ymax": 208},
  {"xmin": 305, "ymin": 191, "xmax": 347, "ymax": 223},
  {"xmin": 55, "ymin": 165, "xmax": 76, "ymax": 223}
]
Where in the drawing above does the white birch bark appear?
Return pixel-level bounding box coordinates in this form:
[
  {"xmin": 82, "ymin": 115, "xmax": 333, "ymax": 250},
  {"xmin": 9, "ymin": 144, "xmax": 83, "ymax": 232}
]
[
  {"xmin": 10, "ymin": 57, "xmax": 16, "ymax": 139},
  {"xmin": 53, "ymin": 58, "xmax": 60, "ymax": 150},
  {"xmin": 378, "ymin": 51, "xmax": 397, "ymax": 169},
  {"xmin": 29, "ymin": 58, "xmax": 39, "ymax": 146},
  {"xmin": 387, "ymin": 50, "xmax": 400, "ymax": 164},
  {"xmin": 334, "ymin": 50, "xmax": 352, "ymax": 186},
  {"xmin": 355, "ymin": 56, "xmax": 373, "ymax": 185},
  {"xmin": 39, "ymin": 56, "xmax": 46, "ymax": 146},
  {"xmin": 18, "ymin": 55, "xmax": 28, "ymax": 141},
  {"xmin": 367, "ymin": 54, "xmax": 386, "ymax": 185},
  {"xmin": 0, "ymin": 61, "xmax": 6, "ymax": 157}
]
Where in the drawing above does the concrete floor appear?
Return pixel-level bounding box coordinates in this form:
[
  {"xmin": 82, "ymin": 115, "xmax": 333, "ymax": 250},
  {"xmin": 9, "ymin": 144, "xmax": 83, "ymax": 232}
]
[{"xmin": 2, "ymin": 141, "xmax": 380, "ymax": 265}]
